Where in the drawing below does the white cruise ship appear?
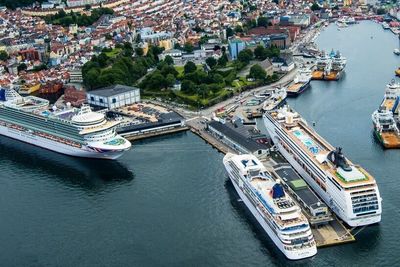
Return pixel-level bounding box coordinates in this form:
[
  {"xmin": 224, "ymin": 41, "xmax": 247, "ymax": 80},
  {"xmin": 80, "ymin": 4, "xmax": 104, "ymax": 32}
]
[
  {"xmin": 0, "ymin": 88, "xmax": 131, "ymax": 159},
  {"xmin": 223, "ymin": 153, "xmax": 317, "ymax": 260},
  {"xmin": 263, "ymin": 107, "xmax": 382, "ymax": 227}
]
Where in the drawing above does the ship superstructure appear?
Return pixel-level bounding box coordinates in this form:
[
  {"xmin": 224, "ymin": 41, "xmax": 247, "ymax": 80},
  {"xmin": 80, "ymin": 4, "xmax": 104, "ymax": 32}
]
[
  {"xmin": 223, "ymin": 153, "xmax": 317, "ymax": 260},
  {"xmin": 264, "ymin": 107, "xmax": 382, "ymax": 227}
]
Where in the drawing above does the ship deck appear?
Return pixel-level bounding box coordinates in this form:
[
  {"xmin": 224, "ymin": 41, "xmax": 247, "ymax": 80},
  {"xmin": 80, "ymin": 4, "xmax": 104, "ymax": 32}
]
[
  {"xmin": 287, "ymin": 83, "xmax": 302, "ymax": 92},
  {"xmin": 382, "ymin": 98, "xmax": 395, "ymax": 110},
  {"xmin": 380, "ymin": 132, "xmax": 400, "ymax": 148},
  {"xmin": 280, "ymin": 118, "xmax": 376, "ymax": 188},
  {"xmin": 79, "ymin": 120, "xmax": 120, "ymax": 135}
]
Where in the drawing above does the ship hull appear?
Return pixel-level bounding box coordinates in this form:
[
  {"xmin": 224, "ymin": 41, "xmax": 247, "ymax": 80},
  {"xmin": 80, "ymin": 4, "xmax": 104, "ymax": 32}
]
[
  {"xmin": 0, "ymin": 124, "xmax": 127, "ymax": 160},
  {"xmin": 225, "ymin": 168, "xmax": 317, "ymax": 260},
  {"xmin": 263, "ymin": 115, "xmax": 381, "ymax": 227}
]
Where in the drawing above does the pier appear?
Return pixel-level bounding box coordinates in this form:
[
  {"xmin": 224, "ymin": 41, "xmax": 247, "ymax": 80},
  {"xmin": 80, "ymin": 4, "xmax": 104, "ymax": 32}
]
[{"xmin": 187, "ymin": 117, "xmax": 355, "ymax": 248}]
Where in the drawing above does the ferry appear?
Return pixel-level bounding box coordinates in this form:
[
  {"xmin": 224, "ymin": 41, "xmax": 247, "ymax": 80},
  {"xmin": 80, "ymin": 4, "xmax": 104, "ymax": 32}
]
[
  {"xmin": 262, "ymin": 88, "xmax": 287, "ymax": 111},
  {"xmin": 286, "ymin": 68, "xmax": 312, "ymax": 97},
  {"xmin": 0, "ymin": 88, "xmax": 131, "ymax": 159},
  {"xmin": 223, "ymin": 153, "xmax": 317, "ymax": 260},
  {"xmin": 263, "ymin": 107, "xmax": 382, "ymax": 227},
  {"xmin": 372, "ymin": 109, "xmax": 400, "ymax": 148}
]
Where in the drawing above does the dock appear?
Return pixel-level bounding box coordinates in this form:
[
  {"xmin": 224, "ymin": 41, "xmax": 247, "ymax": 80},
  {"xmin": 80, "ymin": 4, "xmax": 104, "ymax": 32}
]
[
  {"xmin": 186, "ymin": 118, "xmax": 356, "ymax": 248},
  {"xmin": 124, "ymin": 126, "xmax": 189, "ymax": 141}
]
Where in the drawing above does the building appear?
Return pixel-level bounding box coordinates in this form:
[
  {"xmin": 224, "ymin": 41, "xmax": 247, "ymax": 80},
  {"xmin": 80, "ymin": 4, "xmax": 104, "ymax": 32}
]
[
  {"xmin": 257, "ymin": 59, "xmax": 274, "ymax": 76},
  {"xmin": 228, "ymin": 39, "xmax": 246, "ymax": 60},
  {"xmin": 207, "ymin": 120, "xmax": 269, "ymax": 158},
  {"xmin": 87, "ymin": 84, "xmax": 140, "ymax": 109}
]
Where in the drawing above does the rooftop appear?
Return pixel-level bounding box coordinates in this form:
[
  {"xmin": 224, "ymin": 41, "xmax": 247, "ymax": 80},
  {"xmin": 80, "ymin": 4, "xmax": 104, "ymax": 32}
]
[{"xmin": 88, "ymin": 84, "xmax": 139, "ymax": 97}]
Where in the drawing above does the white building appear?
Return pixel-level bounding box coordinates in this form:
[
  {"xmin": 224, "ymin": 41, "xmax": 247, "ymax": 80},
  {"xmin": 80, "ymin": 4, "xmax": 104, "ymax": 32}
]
[{"xmin": 87, "ymin": 85, "xmax": 140, "ymax": 109}]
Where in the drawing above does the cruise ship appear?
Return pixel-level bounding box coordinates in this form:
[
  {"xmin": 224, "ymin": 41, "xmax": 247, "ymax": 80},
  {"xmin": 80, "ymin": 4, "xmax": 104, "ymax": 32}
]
[
  {"xmin": 286, "ymin": 68, "xmax": 312, "ymax": 97},
  {"xmin": 263, "ymin": 107, "xmax": 382, "ymax": 227},
  {"xmin": 223, "ymin": 153, "xmax": 317, "ymax": 260},
  {"xmin": 0, "ymin": 88, "xmax": 131, "ymax": 159}
]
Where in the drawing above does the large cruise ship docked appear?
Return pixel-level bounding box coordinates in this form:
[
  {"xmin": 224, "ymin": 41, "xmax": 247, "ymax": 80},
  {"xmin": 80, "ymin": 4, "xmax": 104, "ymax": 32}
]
[
  {"xmin": 223, "ymin": 153, "xmax": 317, "ymax": 260},
  {"xmin": 0, "ymin": 88, "xmax": 131, "ymax": 159},
  {"xmin": 263, "ymin": 107, "xmax": 382, "ymax": 227}
]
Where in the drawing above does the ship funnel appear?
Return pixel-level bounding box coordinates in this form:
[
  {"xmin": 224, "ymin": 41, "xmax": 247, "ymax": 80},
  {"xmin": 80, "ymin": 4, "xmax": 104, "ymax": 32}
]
[{"xmin": 285, "ymin": 113, "xmax": 294, "ymax": 124}]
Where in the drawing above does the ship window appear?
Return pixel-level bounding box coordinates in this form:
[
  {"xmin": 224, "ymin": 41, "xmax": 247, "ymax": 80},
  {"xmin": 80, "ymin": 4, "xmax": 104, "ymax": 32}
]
[
  {"xmin": 99, "ymin": 98, "xmax": 103, "ymax": 103},
  {"xmin": 112, "ymin": 98, "xmax": 117, "ymax": 103},
  {"xmin": 90, "ymin": 96, "xmax": 94, "ymax": 101}
]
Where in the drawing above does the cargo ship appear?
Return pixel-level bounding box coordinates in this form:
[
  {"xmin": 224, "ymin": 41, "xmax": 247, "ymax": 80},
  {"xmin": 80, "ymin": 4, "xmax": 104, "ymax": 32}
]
[
  {"xmin": 0, "ymin": 88, "xmax": 131, "ymax": 159},
  {"xmin": 287, "ymin": 68, "xmax": 312, "ymax": 97},
  {"xmin": 263, "ymin": 107, "xmax": 382, "ymax": 227},
  {"xmin": 223, "ymin": 153, "xmax": 317, "ymax": 260}
]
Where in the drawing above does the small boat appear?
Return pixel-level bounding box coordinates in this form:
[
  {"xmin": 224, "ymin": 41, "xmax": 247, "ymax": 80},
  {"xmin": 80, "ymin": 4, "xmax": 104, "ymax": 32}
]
[
  {"xmin": 395, "ymin": 68, "xmax": 400, "ymax": 76},
  {"xmin": 394, "ymin": 49, "xmax": 400, "ymax": 56}
]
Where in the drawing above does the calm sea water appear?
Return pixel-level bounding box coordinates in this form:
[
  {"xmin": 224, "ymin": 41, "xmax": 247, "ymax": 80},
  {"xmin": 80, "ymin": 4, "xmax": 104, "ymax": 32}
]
[{"xmin": 0, "ymin": 21, "xmax": 399, "ymax": 266}]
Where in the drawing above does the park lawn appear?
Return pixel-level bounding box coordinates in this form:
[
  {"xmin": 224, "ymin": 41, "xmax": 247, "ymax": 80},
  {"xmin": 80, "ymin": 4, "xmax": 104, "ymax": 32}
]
[
  {"xmin": 105, "ymin": 48, "xmax": 122, "ymax": 58},
  {"xmin": 175, "ymin": 65, "xmax": 203, "ymax": 76},
  {"xmin": 174, "ymin": 88, "xmax": 230, "ymax": 107}
]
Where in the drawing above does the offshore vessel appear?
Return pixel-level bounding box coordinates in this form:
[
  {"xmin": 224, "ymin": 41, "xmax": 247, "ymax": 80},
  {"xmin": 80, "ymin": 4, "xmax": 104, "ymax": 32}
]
[
  {"xmin": 223, "ymin": 153, "xmax": 317, "ymax": 260},
  {"xmin": 286, "ymin": 68, "xmax": 312, "ymax": 97},
  {"xmin": 372, "ymin": 109, "xmax": 400, "ymax": 148},
  {"xmin": 263, "ymin": 107, "xmax": 382, "ymax": 227},
  {"xmin": 372, "ymin": 81, "xmax": 400, "ymax": 148},
  {"xmin": 0, "ymin": 88, "xmax": 131, "ymax": 159}
]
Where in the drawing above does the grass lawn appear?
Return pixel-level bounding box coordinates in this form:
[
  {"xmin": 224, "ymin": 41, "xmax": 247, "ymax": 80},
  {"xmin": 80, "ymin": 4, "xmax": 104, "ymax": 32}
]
[
  {"xmin": 105, "ymin": 48, "xmax": 122, "ymax": 58},
  {"xmin": 175, "ymin": 65, "xmax": 203, "ymax": 76},
  {"xmin": 174, "ymin": 88, "xmax": 230, "ymax": 107}
]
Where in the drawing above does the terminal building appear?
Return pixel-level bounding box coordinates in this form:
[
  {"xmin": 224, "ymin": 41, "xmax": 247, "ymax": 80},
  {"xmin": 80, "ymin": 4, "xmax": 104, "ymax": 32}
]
[
  {"xmin": 273, "ymin": 164, "xmax": 333, "ymax": 226},
  {"xmin": 86, "ymin": 84, "xmax": 140, "ymax": 109},
  {"xmin": 207, "ymin": 120, "xmax": 269, "ymax": 159}
]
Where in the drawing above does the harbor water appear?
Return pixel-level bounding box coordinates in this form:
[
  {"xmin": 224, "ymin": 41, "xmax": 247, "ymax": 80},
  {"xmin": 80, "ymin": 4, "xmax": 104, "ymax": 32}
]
[{"xmin": 0, "ymin": 21, "xmax": 399, "ymax": 266}]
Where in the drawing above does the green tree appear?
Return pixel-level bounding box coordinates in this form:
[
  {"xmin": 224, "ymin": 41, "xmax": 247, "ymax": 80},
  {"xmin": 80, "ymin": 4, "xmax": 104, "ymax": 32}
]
[
  {"xmin": 183, "ymin": 43, "xmax": 194, "ymax": 53},
  {"xmin": 181, "ymin": 79, "xmax": 196, "ymax": 93},
  {"xmin": 164, "ymin": 55, "xmax": 174, "ymax": 65},
  {"xmin": 165, "ymin": 74, "xmax": 176, "ymax": 88},
  {"xmin": 84, "ymin": 68, "xmax": 101, "ymax": 90},
  {"xmin": 311, "ymin": 2, "xmax": 320, "ymax": 11},
  {"xmin": 234, "ymin": 25, "xmax": 243, "ymax": 33},
  {"xmin": 238, "ymin": 49, "xmax": 253, "ymax": 64},
  {"xmin": 135, "ymin": 47, "xmax": 144, "ymax": 57},
  {"xmin": 0, "ymin": 50, "xmax": 8, "ymax": 61},
  {"xmin": 257, "ymin": 17, "xmax": 268, "ymax": 27},
  {"xmin": 248, "ymin": 64, "xmax": 266, "ymax": 80},
  {"xmin": 17, "ymin": 63, "xmax": 27, "ymax": 73},
  {"xmin": 184, "ymin": 61, "xmax": 197, "ymax": 74},
  {"xmin": 174, "ymin": 43, "xmax": 182, "ymax": 50},
  {"xmin": 226, "ymin": 27, "xmax": 234, "ymax": 38},
  {"xmin": 205, "ymin": 57, "xmax": 217, "ymax": 69},
  {"xmin": 254, "ymin": 45, "xmax": 267, "ymax": 60},
  {"xmin": 217, "ymin": 54, "xmax": 228, "ymax": 67}
]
